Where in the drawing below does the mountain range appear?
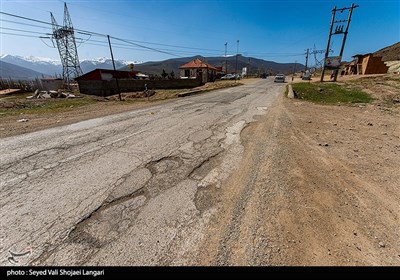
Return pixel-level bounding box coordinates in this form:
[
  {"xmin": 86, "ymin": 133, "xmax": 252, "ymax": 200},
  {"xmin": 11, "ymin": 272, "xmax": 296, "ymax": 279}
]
[
  {"xmin": 122, "ymin": 55, "xmax": 303, "ymax": 76},
  {"xmin": 0, "ymin": 60, "xmax": 46, "ymax": 80},
  {"xmin": 0, "ymin": 55, "xmax": 142, "ymax": 79},
  {"xmin": 0, "ymin": 54, "xmax": 303, "ymax": 80}
]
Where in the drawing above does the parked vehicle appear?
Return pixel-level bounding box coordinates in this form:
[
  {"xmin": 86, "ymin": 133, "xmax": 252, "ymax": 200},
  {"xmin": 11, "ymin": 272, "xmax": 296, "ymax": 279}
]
[
  {"xmin": 221, "ymin": 74, "xmax": 236, "ymax": 80},
  {"xmin": 274, "ymin": 74, "xmax": 285, "ymax": 83},
  {"xmin": 302, "ymin": 70, "xmax": 311, "ymax": 80},
  {"xmin": 234, "ymin": 74, "xmax": 242, "ymax": 80}
]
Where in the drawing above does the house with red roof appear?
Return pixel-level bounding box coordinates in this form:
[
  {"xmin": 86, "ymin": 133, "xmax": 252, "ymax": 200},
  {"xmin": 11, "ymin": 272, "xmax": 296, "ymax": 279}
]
[{"xmin": 179, "ymin": 58, "xmax": 217, "ymax": 83}]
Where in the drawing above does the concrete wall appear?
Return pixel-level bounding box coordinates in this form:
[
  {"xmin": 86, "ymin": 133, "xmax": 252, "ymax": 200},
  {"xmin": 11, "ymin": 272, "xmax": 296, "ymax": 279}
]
[
  {"xmin": 385, "ymin": 61, "xmax": 400, "ymax": 74},
  {"xmin": 40, "ymin": 79, "xmax": 63, "ymax": 91},
  {"xmin": 77, "ymin": 78, "xmax": 203, "ymax": 96}
]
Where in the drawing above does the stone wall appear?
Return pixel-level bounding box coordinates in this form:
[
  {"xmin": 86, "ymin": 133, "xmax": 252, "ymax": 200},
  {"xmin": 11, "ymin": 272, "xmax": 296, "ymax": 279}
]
[
  {"xmin": 77, "ymin": 78, "xmax": 203, "ymax": 96},
  {"xmin": 385, "ymin": 61, "xmax": 400, "ymax": 74}
]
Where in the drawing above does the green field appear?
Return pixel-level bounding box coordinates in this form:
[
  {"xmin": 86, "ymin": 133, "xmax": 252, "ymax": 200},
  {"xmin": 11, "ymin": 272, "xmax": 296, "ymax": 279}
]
[{"xmin": 292, "ymin": 82, "xmax": 373, "ymax": 104}]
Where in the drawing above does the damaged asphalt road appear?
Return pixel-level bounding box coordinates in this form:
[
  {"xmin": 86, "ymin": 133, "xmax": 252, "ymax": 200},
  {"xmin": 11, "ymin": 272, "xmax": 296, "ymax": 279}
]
[{"xmin": 0, "ymin": 79, "xmax": 282, "ymax": 265}]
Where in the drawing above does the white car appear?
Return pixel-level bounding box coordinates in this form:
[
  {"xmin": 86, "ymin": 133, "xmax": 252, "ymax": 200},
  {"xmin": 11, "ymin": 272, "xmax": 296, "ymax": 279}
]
[
  {"xmin": 221, "ymin": 74, "xmax": 236, "ymax": 80},
  {"xmin": 274, "ymin": 74, "xmax": 285, "ymax": 83}
]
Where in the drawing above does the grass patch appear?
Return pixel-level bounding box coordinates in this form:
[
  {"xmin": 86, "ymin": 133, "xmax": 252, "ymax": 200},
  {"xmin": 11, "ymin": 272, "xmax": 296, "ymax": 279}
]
[{"xmin": 292, "ymin": 82, "xmax": 373, "ymax": 104}]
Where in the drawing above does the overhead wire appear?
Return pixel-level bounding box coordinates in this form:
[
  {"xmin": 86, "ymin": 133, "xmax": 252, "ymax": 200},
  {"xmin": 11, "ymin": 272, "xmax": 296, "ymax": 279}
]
[
  {"xmin": 0, "ymin": 26, "xmax": 51, "ymax": 36},
  {"xmin": 0, "ymin": 10, "xmax": 317, "ymax": 60}
]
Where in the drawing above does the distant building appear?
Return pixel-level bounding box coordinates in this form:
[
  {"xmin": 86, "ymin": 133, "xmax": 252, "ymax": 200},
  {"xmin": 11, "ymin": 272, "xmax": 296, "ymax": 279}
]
[
  {"xmin": 344, "ymin": 53, "xmax": 389, "ymax": 75},
  {"xmin": 179, "ymin": 58, "xmax": 217, "ymax": 83},
  {"xmin": 75, "ymin": 68, "xmax": 201, "ymax": 96}
]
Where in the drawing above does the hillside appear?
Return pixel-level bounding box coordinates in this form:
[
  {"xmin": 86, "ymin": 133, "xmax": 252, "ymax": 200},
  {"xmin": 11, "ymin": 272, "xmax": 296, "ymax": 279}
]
[
  {"xmin": 0, "ymin": 55, "xmax": 61, "ymax": 76},
  {"xmin": 123, "ymin": 55, "xmax": 304, "ymax": 76},
  {"xmin": 0, "ymin": 54, "xmax": 305, "ymax": 79},
  {"xmin": 373, "ymin": 41, "xmax": 400, "ymax": 61},
  {"xmin": 0, "ymin": 61, "xmax": 47, "ymax": 80},
  {"xmin": 0, "ymin": 55, "xmax": 142, "ymax": 78}
]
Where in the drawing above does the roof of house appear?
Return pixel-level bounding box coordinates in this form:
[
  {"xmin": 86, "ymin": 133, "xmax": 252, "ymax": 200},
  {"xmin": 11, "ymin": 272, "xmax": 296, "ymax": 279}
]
[
  {"xmin": 75, "ymin": 69, "xmax": 138, "ymax": 80},
  {"xmin": 179, "ymin": 58, "xmax": 218, "ymax": 70},
  {"xmin": 352, "ymin": 53, "xmax": 373, "ymax": 58}
]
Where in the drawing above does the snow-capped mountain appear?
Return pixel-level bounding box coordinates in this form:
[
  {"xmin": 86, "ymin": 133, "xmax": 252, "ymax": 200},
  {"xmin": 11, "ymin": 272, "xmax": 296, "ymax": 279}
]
[
  {"xmin": 82, "ymin": 57, "xmax": 143, "ymax": 65},
  {"xmin": 80, "ymin": 57, "xmax": 143, "ymax": 73},
  {"xmin": 0, "ymin": 54, "xmax": 62, "ymax": 76},
  {"xmin": 0, "ymin": 55, "xmax": 144, "ymax": 77},
  {"xmin": 0, "ymin": 60, "xmax": 48, "ymax": 80}
]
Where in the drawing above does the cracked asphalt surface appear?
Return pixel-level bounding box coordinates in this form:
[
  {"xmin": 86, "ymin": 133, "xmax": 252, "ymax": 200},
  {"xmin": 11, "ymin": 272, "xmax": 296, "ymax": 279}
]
[{"xmin": 0, "ymin": 79, "xmax": 282, "ymax": 265}]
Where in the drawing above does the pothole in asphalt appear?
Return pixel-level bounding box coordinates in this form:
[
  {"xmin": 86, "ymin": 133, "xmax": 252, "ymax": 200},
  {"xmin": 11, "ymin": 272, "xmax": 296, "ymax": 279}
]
[
  {"xmin": 194, "ymin": 184, "xmax": 221, "ymax": 213},
  {"xmin": 146, "ymin": 156, "xmax": 183, "ymax": 174}
]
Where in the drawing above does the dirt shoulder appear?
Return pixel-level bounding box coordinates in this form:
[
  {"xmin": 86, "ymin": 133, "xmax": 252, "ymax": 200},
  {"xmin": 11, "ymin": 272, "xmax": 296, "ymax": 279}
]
[{"xmin": 191, "ymin": 76, "xmax": 400, "ymax": 265}]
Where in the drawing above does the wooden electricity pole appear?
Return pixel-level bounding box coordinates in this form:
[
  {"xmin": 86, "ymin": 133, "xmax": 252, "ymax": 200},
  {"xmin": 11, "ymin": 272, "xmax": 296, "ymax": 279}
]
[
  {"xmin": 321, "ymin": 3, "xmax": 359, "ymax": 82},
  {"xmin": 225, "ymin": 42, "xmax": 228, "ymax": 74},
  {"xmin": 107, "ymin": 35, "xmax": 121, "ymax": 101},
  {"xmin": 235, "ymin": 40, "xmax": 239, "ymax": 75},
  {"xmin": 305, "ymin": 48, "xmax": 309, "ymax": 71},
  {"xmin": 334, "ymin": 3, "xmax": 359, "ymax": 81}
]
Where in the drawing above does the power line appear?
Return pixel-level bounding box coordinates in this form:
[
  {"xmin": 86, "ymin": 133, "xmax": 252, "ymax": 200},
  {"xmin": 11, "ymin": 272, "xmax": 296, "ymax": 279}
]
[
  {"xmin": 0, "ymin": 31, "xmax": 214, "ymax": 57},
  {"xmin": 0, "ymin": 19, "xmax": 53, "ymax": 30},
  {"xmin": 0, "ymin": 10, "xmax": 321, "ymax": 61},
  {"xmin": 0, "ymin": 31, "xmax": 41, "ymax": 39},
  {"xmin": 0, "ymin": 12, "xmax": 304, "ymax": 56},
  {"xmin": 111, "ymin": 37, "xmax": 182, "ymax": 58},
  {"xmin": 0, "ymin": 29, "xmax": 307, "ymax": 60},
  {"xmin": 0, "ymin": 27, "xmax": 50, "ymax": 36},
  {"xmin": 0, "ymin": 11, "xmax": 214, "ymax": 57}
]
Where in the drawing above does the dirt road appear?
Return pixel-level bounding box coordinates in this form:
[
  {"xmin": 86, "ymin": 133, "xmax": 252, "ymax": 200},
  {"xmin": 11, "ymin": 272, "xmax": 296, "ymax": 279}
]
[{"xmin": 189, "ymin": 93, "xmax": 399, "ymax": 265}]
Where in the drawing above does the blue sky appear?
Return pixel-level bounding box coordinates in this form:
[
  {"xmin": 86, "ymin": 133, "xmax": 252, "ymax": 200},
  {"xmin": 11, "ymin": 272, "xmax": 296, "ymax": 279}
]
[{"xmin": 0, "ymin": 0, "xmax": 399, "ymax": 65}]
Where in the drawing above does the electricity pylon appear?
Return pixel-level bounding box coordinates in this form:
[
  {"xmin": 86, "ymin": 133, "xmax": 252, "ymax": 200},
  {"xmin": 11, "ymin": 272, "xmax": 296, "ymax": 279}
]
[{"xmin": 51, "ymin": 3, "xmax": 82, "ymax": 89}]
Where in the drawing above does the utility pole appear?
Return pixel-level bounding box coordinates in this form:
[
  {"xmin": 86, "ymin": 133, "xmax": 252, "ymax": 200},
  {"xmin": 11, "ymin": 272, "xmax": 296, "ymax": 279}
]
[
  {"xmin": 235, "ymin": 39, "xmax": 239, "ymax": 75},
  {"xmin": 321, "ymin": 6, "xmax": 337, "ymax": 82},
  {"xmin": 305, "ymin": 48, "xmax": 309, "ymax": 71},
  {"xmin": 292, "ymin": 60, "xmax": 297, "ymax": 81},
  {"xmin": 224, "ymin": 42, "xmax": 228, "ymax": 74},
  {"xmin": 247, "ymin": 58, "xmax": 250, "ymax": 78},
  {"xmin": 107, "ymin": 35, "xmax": 121, "ymax": 101},
  {"xmin": 321, "ymin": 3, "xmax": 359, "ymax": 82},
  {"xmin": 334, "ymin": 3, "xmax": 358, "ymax": 81}
]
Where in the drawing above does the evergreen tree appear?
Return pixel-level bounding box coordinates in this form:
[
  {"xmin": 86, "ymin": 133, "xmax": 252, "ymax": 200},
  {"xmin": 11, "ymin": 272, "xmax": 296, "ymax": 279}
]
[{"xmin": 161, "ymin": 69, "xmax": 168, "ymax": 79}]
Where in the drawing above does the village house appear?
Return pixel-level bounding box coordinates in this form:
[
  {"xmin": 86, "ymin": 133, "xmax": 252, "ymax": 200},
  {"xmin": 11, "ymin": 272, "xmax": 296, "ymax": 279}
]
[
  {"xmin": 179, "ymin": 58, "xmax": 217, "ymax": 83},
  {"xmin": 344, "ymin": 53, "xmax": 389, "ymax": 75},
  {"xmin": 75, "ymin": 69, "xmax": 138, "ymax": 81},
  {"xmin": 75, "ymin": 68, "xmax": 202, "ymax": 96}
]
